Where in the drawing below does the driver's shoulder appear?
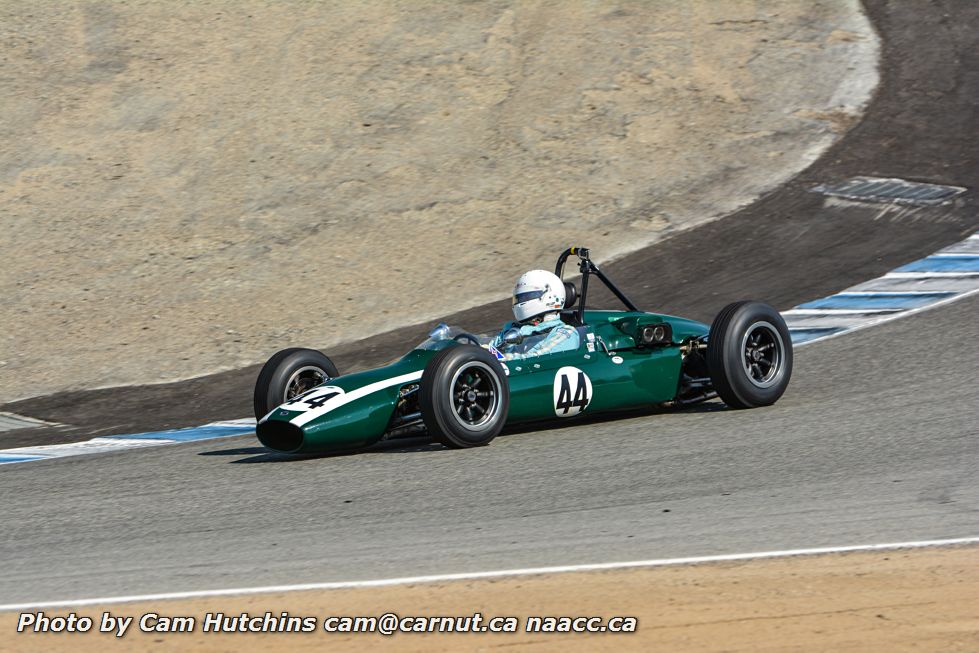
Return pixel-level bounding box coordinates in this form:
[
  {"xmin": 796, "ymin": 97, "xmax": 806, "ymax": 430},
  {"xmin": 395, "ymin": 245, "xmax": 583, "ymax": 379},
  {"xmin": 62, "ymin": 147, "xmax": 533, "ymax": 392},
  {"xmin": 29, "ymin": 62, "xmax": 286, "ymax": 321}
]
[
  {"xmin": 547, "ymin": 320, "xmax": 580, "ymax": 346},
  {"xmin": 540, "ymin": 317, "xmax": 576, "ymax": 332}
]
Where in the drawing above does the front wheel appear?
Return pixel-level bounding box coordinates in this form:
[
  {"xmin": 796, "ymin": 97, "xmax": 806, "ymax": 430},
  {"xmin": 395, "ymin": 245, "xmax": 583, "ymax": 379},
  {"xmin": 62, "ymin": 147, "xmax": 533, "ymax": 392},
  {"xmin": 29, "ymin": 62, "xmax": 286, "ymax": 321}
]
[
  {"xmin": 253, "ymin": 348, "xmax": 339, "ymax": 419},
  {"xmin": 707, "ymin": 301, "xmax": 792, "ymax": 409},
  {"xmin": 419, "ymin": 345, "xmax": 509, "ymax": 448}
]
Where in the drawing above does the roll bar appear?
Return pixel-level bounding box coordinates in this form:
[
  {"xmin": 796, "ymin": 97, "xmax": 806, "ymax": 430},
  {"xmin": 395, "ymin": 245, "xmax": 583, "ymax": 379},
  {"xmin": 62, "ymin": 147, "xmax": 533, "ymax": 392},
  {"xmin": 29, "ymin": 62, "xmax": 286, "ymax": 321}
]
[{"xmin": 554, "ymin": 247, "xmax": 639, "ymax": 325}]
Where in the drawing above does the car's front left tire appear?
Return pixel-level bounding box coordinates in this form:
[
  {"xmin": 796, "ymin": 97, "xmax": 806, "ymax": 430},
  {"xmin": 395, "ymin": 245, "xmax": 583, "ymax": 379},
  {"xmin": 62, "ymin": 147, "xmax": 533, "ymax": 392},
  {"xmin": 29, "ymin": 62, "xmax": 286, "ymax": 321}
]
[
  {"xmin": 253, "ymin": 348, "xmax": 339, "ymax": 420},
  {"xmin": 419, "ymin": 345, "xmax": 509, "ymax": 448}
]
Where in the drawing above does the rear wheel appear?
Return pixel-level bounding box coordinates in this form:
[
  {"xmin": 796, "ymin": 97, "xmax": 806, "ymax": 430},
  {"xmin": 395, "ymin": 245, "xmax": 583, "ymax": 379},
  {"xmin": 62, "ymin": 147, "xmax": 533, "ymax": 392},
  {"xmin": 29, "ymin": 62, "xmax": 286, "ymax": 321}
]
[
  {"xmin": 420, "ymin": 346, "xmax": 509, "ymax": 448},
  {"xmin": 253, "ymin": 348, "xmax": 339, "ymax": 419},
  {"xmin": 707, "ymin": 301, "xmax": 792, "ymax": 409}
]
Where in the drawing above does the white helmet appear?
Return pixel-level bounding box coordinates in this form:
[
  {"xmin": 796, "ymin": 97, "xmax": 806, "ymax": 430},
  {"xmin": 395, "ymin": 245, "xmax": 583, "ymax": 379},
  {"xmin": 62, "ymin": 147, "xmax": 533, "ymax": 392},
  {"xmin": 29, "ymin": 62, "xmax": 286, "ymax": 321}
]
[{"xmin": 511, "ymin": 269, "xmax": 566, "ymax": 323}]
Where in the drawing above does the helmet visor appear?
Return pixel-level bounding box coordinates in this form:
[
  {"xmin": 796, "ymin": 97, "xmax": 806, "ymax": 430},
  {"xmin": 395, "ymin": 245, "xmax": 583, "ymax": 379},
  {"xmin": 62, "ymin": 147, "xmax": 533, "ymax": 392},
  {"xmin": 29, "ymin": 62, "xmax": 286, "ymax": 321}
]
[{"xmin": 513, "ymin": 289, "xmax": 545, "ymax": 305}]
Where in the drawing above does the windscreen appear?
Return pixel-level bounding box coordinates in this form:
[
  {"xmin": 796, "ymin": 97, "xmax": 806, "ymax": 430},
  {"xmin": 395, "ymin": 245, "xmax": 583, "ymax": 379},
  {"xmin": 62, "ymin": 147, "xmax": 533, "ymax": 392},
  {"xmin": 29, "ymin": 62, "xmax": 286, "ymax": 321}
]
[{"xmin": 415, "ymin": 323, "xmax": 493, "ymax": 351}]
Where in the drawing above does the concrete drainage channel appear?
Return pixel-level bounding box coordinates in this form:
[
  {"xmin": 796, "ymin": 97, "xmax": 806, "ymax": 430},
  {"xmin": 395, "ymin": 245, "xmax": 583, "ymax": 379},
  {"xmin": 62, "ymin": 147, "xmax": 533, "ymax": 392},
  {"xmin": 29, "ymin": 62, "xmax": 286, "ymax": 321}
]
[{"xmin": 1, "ymin": 231, "xmax": 976, "ymax": 466}]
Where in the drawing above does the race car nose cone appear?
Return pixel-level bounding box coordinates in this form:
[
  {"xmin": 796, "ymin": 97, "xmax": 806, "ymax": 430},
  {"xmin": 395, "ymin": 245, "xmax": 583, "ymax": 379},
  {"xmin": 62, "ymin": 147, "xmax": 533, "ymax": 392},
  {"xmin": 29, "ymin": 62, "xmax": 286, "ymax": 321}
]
[{"xmin": 256, "ymin": 420, "xmax": 304, "ymax": 453}]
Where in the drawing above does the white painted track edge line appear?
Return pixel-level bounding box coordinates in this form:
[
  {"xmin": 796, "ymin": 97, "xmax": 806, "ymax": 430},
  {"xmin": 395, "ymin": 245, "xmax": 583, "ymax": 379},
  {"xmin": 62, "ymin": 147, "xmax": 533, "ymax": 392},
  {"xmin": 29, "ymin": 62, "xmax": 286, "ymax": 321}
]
[
  {"xmin": 2, "ymin": 536, "xmax": 977, "ymax": 612},
  {"xmin": 785, "ymin": 308, "xmax": 901, "ymax": 315},
  {"xmin": 885, "ymin": 271, "xmax": 979, "ymax": 278},
  {"xmin": 826, "ymin": 290, "xmax": 958, "ymax": 295}
]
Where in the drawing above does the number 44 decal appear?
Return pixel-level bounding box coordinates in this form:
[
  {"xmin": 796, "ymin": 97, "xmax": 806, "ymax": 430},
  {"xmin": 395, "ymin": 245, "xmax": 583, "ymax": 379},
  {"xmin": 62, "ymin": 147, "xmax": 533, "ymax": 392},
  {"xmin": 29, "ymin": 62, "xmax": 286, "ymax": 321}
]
[
  {"xmin": 282, "ymin": 386, "xmax": 344, "ymax": 412},
  {"xmin": 553, "ymin": 366, "xmax": 593, "ymax": 417}
]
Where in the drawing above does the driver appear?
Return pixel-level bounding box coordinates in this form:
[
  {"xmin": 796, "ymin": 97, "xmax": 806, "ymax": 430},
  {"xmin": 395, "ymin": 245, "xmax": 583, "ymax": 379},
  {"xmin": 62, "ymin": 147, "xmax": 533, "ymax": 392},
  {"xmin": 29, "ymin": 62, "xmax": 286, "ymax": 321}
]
[{"xmin": 491, "ymin": 270, "xmax": 580, "ymax": 361}]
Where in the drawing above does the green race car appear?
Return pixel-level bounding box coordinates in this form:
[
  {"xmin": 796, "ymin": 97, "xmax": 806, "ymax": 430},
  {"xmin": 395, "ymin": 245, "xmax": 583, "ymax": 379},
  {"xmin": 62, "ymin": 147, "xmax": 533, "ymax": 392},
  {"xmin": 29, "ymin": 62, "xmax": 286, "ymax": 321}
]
[{"xmin": 254, "ymin": 247, "xmax": 793, "ymax": 454}]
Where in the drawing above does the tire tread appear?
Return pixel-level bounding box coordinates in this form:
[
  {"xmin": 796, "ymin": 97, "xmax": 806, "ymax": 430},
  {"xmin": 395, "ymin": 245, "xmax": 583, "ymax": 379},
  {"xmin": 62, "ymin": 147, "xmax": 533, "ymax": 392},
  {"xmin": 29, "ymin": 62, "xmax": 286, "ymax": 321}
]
[
  {"xmin": 707, "ymin": 301, "xmax": 791, "ymax": 409},
  {"xmin": 253, "ymin": 348, "xmax": 338, "ymax": 419},
  {"xmin": 419, "ymin": 345, "xmax": 509, "ymax": 449}
]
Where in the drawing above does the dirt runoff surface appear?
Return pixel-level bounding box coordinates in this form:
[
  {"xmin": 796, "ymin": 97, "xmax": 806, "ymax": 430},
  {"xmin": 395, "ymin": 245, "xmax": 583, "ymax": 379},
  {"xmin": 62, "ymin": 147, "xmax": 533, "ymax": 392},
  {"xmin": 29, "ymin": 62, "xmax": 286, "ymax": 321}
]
[
  {"xmin": 2, "ymin": 546, "xmax": 975, "ymax": 652},
  {"xmin": 0, "ymin": 1, "xmax": 878, "ymax": 402}
]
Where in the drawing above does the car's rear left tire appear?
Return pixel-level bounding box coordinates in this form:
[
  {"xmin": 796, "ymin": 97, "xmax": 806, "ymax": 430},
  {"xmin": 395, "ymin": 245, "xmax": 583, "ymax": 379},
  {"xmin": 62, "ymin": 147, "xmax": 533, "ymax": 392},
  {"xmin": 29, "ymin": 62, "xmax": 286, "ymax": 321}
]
[
  {"xmin": 419, "ymin": 345, "xmax": 509, "ymax": 448},
  {"xmin": 707, "ymin": 301, "xmax": 792, "ymax": 409},
  {"xmin": 253, "ymin": 348, "xmax": 339, "ymax": 420}
]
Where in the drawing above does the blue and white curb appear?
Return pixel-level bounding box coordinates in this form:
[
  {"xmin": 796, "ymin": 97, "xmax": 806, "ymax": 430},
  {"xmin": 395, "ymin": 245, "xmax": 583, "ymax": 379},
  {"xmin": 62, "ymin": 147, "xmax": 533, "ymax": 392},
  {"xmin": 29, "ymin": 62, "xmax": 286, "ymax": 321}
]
[
  {"xmin": 1, "ymin": 233, "xmax": 976, "ymax": 466},
  {"xmin": 0, "ymin": 419, "xmax": 256, "ymax": 465},
  {"xmin": 785, "ymin": 232, "xmax": 979, "ymax": 345}
]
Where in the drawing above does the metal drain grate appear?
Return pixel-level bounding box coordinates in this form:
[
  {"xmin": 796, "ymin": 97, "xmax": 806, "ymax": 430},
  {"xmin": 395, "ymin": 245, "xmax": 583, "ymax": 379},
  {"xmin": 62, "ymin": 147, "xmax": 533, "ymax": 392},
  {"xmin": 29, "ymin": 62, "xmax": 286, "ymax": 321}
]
[{"xmin": 812, "ymin": 176, "xmax": 966, "ymax": 206}]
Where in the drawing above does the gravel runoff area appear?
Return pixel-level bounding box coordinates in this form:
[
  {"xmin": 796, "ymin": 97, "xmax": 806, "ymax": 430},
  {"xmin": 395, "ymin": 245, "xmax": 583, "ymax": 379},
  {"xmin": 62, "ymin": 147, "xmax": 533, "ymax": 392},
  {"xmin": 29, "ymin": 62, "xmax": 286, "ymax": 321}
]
[
  {"xmin": 0, "ymin": 1, "xmax": 878, "ymax": 402},
  {"xmin": 2, "ymin": 547, "xmax": 975, "ymax": 652}
]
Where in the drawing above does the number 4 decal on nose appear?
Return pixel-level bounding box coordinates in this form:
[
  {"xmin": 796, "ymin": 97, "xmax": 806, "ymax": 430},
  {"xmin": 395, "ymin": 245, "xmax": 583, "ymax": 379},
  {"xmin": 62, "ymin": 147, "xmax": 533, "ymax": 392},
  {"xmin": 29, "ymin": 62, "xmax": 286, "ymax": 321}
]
[
  {"xmin": 282, "ymin": 386, "xmax": 344, "ymax": 412},
  {"xmin": 553, "ymin": 366, "xmax": 593, "ymax": 417}
]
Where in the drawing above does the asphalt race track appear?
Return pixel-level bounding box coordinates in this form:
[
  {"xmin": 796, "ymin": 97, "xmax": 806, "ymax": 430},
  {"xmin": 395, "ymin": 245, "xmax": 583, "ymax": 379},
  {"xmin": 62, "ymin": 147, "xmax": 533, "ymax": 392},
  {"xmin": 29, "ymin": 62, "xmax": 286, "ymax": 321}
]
[
  {"xmin": 1, "ymin": 293, "xmax": 976, "ymax": 605},
  {"xmin": 2, "ymin": 0, "xmax": 979, "ymax": 608}
]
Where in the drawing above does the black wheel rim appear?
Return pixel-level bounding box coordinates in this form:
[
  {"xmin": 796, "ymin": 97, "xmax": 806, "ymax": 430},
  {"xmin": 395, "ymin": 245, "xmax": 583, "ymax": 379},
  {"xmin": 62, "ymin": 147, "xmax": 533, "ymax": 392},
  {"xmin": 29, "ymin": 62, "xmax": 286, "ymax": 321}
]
[
  {"xmin": 740, "ymin": 321, "xmax": 784, "ymax": 389},
  {"xmin": 448, "ymin": 362, "xmax": 500, "ymax": 432},
  {"xmin": 283, "ymin": 366, "xmax": 329, "ymax": 402}
]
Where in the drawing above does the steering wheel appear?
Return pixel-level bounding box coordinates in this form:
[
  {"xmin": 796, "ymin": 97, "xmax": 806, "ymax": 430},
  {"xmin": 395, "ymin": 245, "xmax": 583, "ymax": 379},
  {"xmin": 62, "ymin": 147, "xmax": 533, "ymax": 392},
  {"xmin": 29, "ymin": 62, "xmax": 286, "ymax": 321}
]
[{"xmin": 453, "ymin": 333, "xmax": 482, "ymax": 346}]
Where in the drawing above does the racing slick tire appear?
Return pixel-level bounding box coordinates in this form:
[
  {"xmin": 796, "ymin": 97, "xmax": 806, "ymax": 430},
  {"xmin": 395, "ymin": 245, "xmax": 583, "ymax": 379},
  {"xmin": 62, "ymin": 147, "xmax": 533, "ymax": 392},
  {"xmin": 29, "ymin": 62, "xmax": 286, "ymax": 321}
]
[
  {"xmin": 420, "ymin": 345, "xmax": 510, "ymax": 449},
  {"xmin": 706, "ymin": 301, "xmax": 792, "ymax": 409},
  {"xmin": 253, "ymin": 348, "xmax": 339, "ymax": 419}
]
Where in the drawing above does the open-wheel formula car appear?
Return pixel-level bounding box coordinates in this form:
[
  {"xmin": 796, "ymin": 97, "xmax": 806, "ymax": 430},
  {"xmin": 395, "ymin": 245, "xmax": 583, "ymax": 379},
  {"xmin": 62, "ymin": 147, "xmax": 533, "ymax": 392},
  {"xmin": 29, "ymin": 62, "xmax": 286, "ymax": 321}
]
[{"xmin": 254, "ymin": 247, "xmax": 792, "ymax": 454}]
